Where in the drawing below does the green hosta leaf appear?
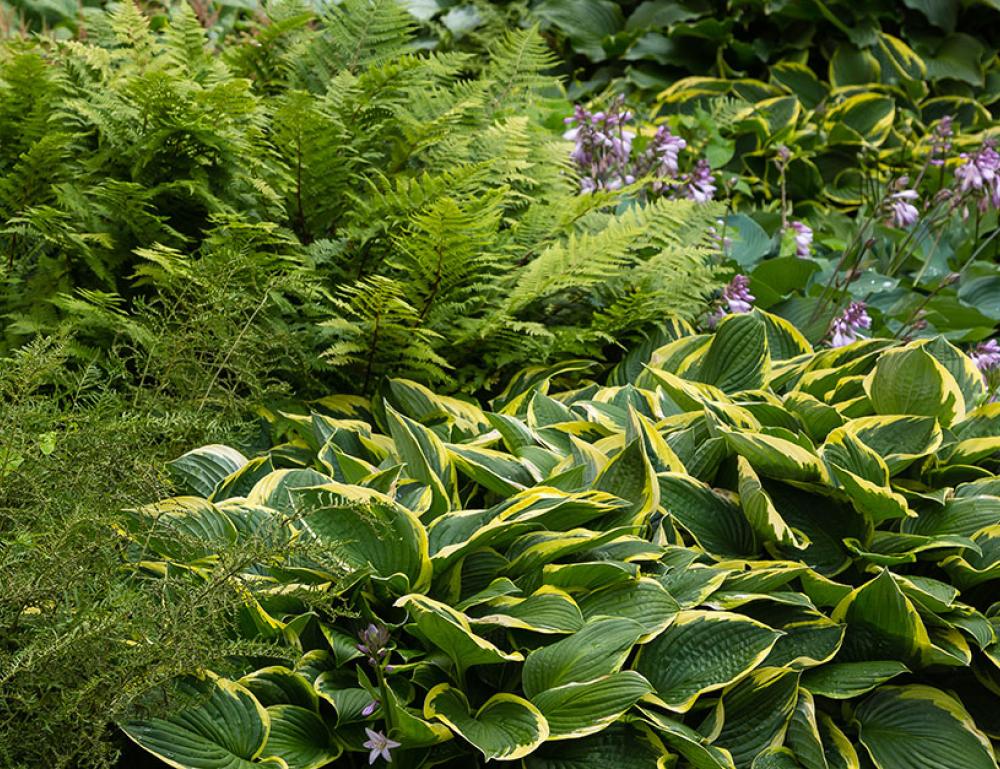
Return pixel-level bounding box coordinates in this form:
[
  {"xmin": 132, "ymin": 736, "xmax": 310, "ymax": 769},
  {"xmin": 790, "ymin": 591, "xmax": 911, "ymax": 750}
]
[
  {"xmin": 658, "ymin": 472, "xmax": 758, "ymax": 558},
  {"xmin": 751, "ymin": 749, "xmax": 803, "ymax": 769},
  {"xmin": 128, "ymin": 497, "xmax": 238, "ymax": 563},
  {"xmin": 854, "ymin": 685, "xmax": 997, "ymax": 769},
  {"xmin": 720, "ymin": 429, "xmax": 826, "ymax": 483},
  {"xmin": 830, "ymin": 45, "xmax": 880, "ymax": 86},
  {"xmin": 543, "ymin": 561, "xmax": 638, "ymax": 592},
  {"xmin": 831, "ymin": 571, "xmax": 930, "ymax": 665},
  {"xmin": 864, "ymin": 345, "xmax": 965, "ymax": 426},
  {"xmin": 385, "ymin": 403, "xmax": 458, "ymax": 518},
  {"xmin": 817, "ymin": 712, "xmax": 860, "ymax": 769},
  {"xmin": 521, "ymin": 617, "xmax": 645, "ymax": 699},
  {"xmin": 902, "ymin": 495, "xmax": 1000, "ymax": 538},
  {"xmin": 696, "ymin": 311, "xmax": 770, "ymax": 393},
  {"xmin": 395, "ymin": 594, "xmax": 523, "ymax": 672},
  {"xmin": 448, "ymin": 444, "xmax": 534, "ymax": 495},
  {"xmin": 240, "ymin": 668, "xmax": 318, "ymax": 711},
  {"xmin": 167, "ymin": 444, "xmax": 248, "ymax": 499},
  {"xmin": 577, "ymin": 577, "xmax": 678, "ymax": 641},
  {"xmin": 801, "ymin": 661, "xmax": 909, "ymax": 699},
  {"xmin": 832, "ymin": 415, "xmax": 942, "ymax": 475},
  {"xmin": 262, "ymin": 706, "xmax": 339, "ymax": 769},
  {"xmin": 940, "ymin": 525, "xmax": 1000, "ymax": 589},
  {"xmin": 523, "ymin": 723, "xmax": 673, "ymax": 768},
  {"xmin": 530, "ymin": 671, "xmax": 652, "ymax": 739},
  {"xmin": 784, "ymin": 690, "xmax": 827, "ymax": 769},
  {"xmin": 472, "ymin": 588, "xmax": 584, "ymax": 634},
  {"xmin": 122, "ymin": 674, "xmax": 279, "ymax": 769},
  {"xmin": 424, "ymin": 685, "xmax": 548, "ymax": 761},
  {"xmin": 247, "ymin": 469, "xmax": 334, "ymax": 514},
  {"xmin": 313, "ymin": 676, "xmax": 373, "ymax": 725},
  {"xmin": 636, "ymin": 707, "xmax": 737, "ymax": 769},
  {"xmin": 594, "ymin": 437, "xmax": 659, "ymax": 525},
  {"xmin": 635, "ymin": 610, "xmax": 781, "ymax": 712},
  {"xmin": 295, "ymin": 483, "xmax": 431, "ymax": 593},
  {"xmin": 737, "ymin": 456, "xmax": 808, "ymax": 548},
  {"xmin": 704, "ymin": 668, "xmax": 800, "ymax": 769}
]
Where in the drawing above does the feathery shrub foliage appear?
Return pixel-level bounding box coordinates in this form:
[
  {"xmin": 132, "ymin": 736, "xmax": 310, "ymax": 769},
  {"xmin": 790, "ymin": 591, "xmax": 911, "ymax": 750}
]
[
  {"xmin": 0, "ymin": 0, "xmax": 722, "ymax": 394},
  {"xmin": 123, "ymin": 312, "xmax": 1000, "ymax": 769}
]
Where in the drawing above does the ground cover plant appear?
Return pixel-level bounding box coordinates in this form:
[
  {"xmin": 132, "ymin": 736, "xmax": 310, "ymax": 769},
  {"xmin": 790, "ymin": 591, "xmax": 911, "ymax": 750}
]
[{"xmin": 120, "ymin": 312, "xmax": 1000, "ymax": 768}]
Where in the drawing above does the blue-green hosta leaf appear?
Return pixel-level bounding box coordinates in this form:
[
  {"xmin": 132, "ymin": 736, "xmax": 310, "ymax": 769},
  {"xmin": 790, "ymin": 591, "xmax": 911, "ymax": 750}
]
[
  {"xmin": 530, "ymin": 671, "xmax": 652, "ymax": 740},
  {"xmin": 863, "ymin": 345, "xmax": 965, "ymax": 426},
  {"xmin": 424, "ymin": 685, "xmax": 548, "ymax": 761},
  {"xmin": 635, "ymin": 707, "xmax": 736, "ymax": 769},
  {"xmin": 902, "ymin": 495, "xmax": 1000, "ymax": 538},
  {"xmin": 523, "ymin": 723, "xmax": 673, "ymax": 768},
  {"xmin": 122, "ymin": 674, "xmax": 281, "ymax": 769},
  {"xmin": 262, "ymin": 706, "xmax": 339, "ymax": 769},
  {"xmin": 577, "ymin": 577, "xmax": 679, "ymax": 642},
  {"xmin": 634, "ymin": 610, "xmax": 781, "ymax": 712},
  {"xmin": 703, "ymin": 667, "xmax": 800, "ymax": 769},
  {"xmin": 395, "ymin": 594, "xmax": 523, "ymax": 672},
  {"xmin": 295, "ymin": 483, "xmax": 431, "ymax": 593},
  {"xmin": 854, "ymin": 685, "xmax": 998, "ymax": 769},
  {"xmin": 167, "ymin": 444, "xmax": 248, "ymax": 499},
  {"xmin": 696, "ymin": 311, "xmax": 770, "ymax": 394},
  {"xmin": 521, "ymin": 617, "xmax": 645, "ymax": 699}
]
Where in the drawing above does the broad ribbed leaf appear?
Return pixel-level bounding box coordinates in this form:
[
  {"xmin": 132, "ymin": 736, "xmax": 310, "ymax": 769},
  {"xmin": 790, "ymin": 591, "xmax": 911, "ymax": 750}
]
[
  {"xmin": 424, "ymin": 685, "xmax": 548, "ymax": 761},
  {"xmin": 864, "ymin": 345, "xmax": 964, "ymax": 426},
  {"xmin": 696, "ymin": 311, "xmax": 770, "ymax": 393},
  {"xmin": 262, "ymin": 706, "xmax": 339, "ymax": 769},
  {"xmin": 854, "ymin": 685, "xmax": 997, "ymax": 769},
  {"xmin": 577, "ymin": 577, "xmax": 679, "ymax": 640},
  {"xmin": 523, "ymin": 724, "xmax": 673, "ymax": 768},
  {"xmin": 167, "ymin": 445, "xmax": 248, "ymax": 499},
  {"xmin": 801, "ymin": 661, "xmax": 908, "ymax": 699},
  {"xmin": 635, "ymin": 610, "xmax": 780, "ymax": 711},
  {"xmin": 521, "ymin": 617, "xmax": 644, "ymax": 698},
  {"xmin": 296, "ymin": 483, "xmax": 431, "ymax": 592},
  {"xmin": 530, "ymin": 671, "xmax": 652, "ymax": 739},
  {"xmin": 122, "ymin": 674, "xmax": 276, "ymax": 769}
]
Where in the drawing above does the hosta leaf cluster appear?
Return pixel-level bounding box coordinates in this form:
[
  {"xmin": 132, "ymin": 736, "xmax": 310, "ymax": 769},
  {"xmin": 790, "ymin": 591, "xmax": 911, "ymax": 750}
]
[{"xmin": 125, "ymin": 311, "xmax": 1000, "ymax": 769}]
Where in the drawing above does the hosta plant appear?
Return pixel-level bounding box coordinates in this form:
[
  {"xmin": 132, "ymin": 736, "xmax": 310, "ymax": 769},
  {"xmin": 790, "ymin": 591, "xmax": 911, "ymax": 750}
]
[{"xmin": 122, "ymin": 310, "xmax": 1000, "ymax": 768}]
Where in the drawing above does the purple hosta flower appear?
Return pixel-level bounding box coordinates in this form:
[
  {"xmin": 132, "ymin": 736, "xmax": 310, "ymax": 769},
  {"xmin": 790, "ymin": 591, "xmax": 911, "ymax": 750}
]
[
  {"xmin": 684, "ymin": 159, "xmax": 716, "ymax": 203},
  {"xmin": 361, "ymin": 699, "xmax": 380, "ymax": 718},
  {"xmin": 644, "ymin": 125, "xmax": 687, "ymax": 178},
  {"xmin": 829, "ymin": 302, "xmax": 872, "ymax": 348},
  {"xmin": 708, "ymin": 274, "xmax": 755, "ymax": 326},
  {"xmin": 930, "ymin": 116, "xmax": 954, "ymax": 166},
  {"xmin": 889, "ymin": 189, "xmax": 920, "ymax": 228},
  {"xmin": 789, "ymin": 220, "xmax": 813, "ymax": 258},
  {"xmin": 970, "ymin": 339, "xmax": 1000, "ymax": 373},
  {"xmin": 563, "ymin": 98, "xmax": 636, "ymax": 193},
  {"xmin": 707, "ymin": 218, "xmax": 732, "ymax": 254},
  {"xmin": 363, "ymin": 728, "xmax": 400, "ymax": 765},
  {"xmin": 954, "ymin": 140, "xmax": 1000, "ymax": 213},
  {"xmin": 357, "ymin": 623, "xmax": 391, "ymax": 666}
]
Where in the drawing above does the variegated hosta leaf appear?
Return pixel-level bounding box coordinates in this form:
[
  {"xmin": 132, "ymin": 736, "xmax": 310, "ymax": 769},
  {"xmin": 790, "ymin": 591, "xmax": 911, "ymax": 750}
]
[
  {"xmin": 521, "ymin": 617, "xmax": 645, "ymax": 698},
  {"xmin": 530, "ymin": 671, "xmax": 652, "ymax": 739},
  {"xmin": 262, "ymin": 706, "xmax": 340, "ymax": 769},
  {"xmin": 424, "ymin": 685, "xmax": 548, "ymax": 761},
  {"xmin": 523, "ymin": 723, "xmax": 674, "ymax": 768},
  {"xmin": 854, "ymin": 685, "xmax": 998, "ymax": 769},
  {"xmin": 635, "ymin": 610, "xmax": 781, "ymax": 712},
  {"xmin": 122, "ymin": 674, "xmax": 284, "ymax": 769},
  {"xmin": 296, "ymin": 482, "xmax": 432, "ymax": 587},
  {"xmin": 167, "ymin": 444, "xmax": 249, "ymax": 499}
]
